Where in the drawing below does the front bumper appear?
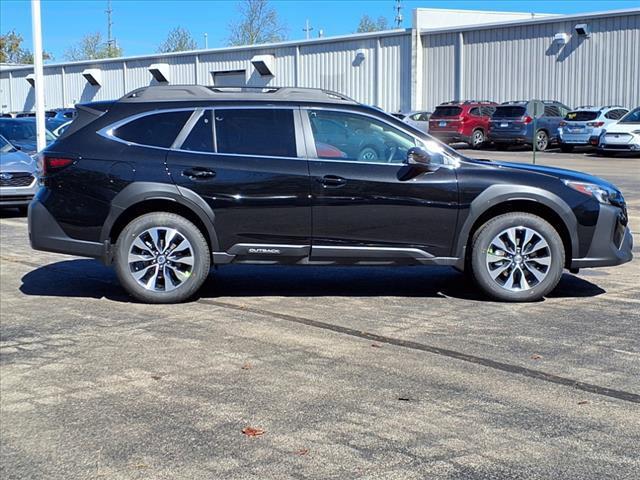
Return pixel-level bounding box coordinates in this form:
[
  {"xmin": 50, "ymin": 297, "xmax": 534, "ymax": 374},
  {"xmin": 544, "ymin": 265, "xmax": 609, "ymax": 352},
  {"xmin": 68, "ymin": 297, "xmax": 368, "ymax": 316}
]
[
  {"xmin": 29, "ymin": 199, "xmax": 107, "ymax": 259},
  {"xmin": 0, "ymin": 183, "xmax": 37, "ymax": 207},
  {"xmin": 571, "ymin": 204, "xmax": 633, "ymax": 268}
]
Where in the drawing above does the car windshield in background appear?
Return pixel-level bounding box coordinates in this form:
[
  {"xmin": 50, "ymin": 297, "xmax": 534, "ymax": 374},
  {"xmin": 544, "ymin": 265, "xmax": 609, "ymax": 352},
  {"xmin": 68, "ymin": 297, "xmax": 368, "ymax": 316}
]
[
  {"xmin": 0, "ymin": 121, "xmax": 37, "ymax": 143},
  {"xmin": 565, "ymin": 111, "xmax": 599, "ymax": 121},
  {"xmin": 492, "ymin": 106, "xmax": 526, "ymax": 118},
  {"xmin": 0, "ymin": 135, "xmax": 16, "ymax": 153},
  {"xmin": 619, "ymin": 108, "xmax": 640, "ymax": 124},
  {"xmin": 432, "ymin": 106, "xmax": 462, "ymax": 117}
]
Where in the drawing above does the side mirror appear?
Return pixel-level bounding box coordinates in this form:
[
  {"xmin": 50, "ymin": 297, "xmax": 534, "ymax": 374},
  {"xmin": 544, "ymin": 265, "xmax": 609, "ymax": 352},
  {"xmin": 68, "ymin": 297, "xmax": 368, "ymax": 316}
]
[{"xmin": 405, "ymin": 147, "xmax": 431, "ymax": 167}]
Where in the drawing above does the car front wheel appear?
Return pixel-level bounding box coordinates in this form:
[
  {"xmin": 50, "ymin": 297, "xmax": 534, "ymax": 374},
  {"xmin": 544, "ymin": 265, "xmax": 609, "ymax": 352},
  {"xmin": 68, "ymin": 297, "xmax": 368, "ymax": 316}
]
[
  {"xmin": 471, "ymin": 213, "xmax": 565, "ymax": 302},
  {"xmin": 535, "ymin": 130, "xmax": 549, "ymax": 151},
  {"xmin": 471, "ymin": 129, "xmax": 485, "ymax": 149},
  {"xmin": 114, "ymin": 212, "xmax": 210, "ymax": 303}
]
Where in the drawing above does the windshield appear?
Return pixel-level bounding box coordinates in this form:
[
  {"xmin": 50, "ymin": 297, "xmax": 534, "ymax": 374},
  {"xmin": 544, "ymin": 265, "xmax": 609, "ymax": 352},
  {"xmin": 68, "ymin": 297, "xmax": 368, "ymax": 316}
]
[
  {"xmin": 0, "ymin": 135, "xmax": 16, "ymax": 153},
  {"xmin": 565, "ymin": 111, "xmax": 599, "ymax": 121},
  {"xmin": 0, "ymin": 121, "xmax": 55, "ymax": 144},
  {"xmin": 493, "ymin": 106, "xmax": 526, "ymax": 118},
  {"xmin": 619, "ymin": 108, "xmax": 640, "ymax": 124},
  {"xmin": 432, "ymin": 106, "xmax": 462, "ymax": 118}
]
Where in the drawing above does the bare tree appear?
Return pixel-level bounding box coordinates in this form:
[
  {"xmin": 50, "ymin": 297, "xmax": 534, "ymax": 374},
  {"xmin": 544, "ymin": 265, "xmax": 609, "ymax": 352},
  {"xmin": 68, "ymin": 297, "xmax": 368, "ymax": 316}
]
[
  {"xmin": 356, "ymin": 15, "xmax": 389, "ymax": 33},
  {"xmin": 157, "ymin": 27, "xmax": 198, "ymax": 53},
  {"xmin": 227, "ymin": 0, "xmax": 286, "ymax": 46},
  {"xmin": 64, "ymin": 32, "xmax": 122, "ymax": 61}
]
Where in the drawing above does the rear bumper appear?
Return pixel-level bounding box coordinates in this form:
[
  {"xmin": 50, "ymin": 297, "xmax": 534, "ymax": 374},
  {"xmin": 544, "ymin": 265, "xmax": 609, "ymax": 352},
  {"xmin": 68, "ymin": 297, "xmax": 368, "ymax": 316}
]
[
  {"xmin": 488, "ymin": 132, "xmax": 530, "ymax": 144},
  {"xmin": 431, "ymin": 131, "xmax": 471, "ymax": 144},
  {"xmin": 571, "ymin": 204, "xmax": 633, "ymax": 268},
  {"xmin": 29, "ymin": 199, "xmax": 107, "ymax": 260}
]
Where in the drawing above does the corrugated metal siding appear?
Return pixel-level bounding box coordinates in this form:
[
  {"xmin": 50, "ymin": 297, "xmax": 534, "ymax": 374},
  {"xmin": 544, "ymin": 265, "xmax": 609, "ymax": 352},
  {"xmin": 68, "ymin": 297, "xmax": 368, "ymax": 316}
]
[
  {"xmin": 379, "ymin": 34, "xmax": 412, "ymax": 112},
  {"xmin": 422, "ymin": 32, "xmax": 458, "ymax": 110},
  {"xmin": 423, "ymin": 13, "xmax": 640, "ymax": 109},
  {"xmin": 298, "ymin": 38, "xmax": 376, "ymax": 106}
]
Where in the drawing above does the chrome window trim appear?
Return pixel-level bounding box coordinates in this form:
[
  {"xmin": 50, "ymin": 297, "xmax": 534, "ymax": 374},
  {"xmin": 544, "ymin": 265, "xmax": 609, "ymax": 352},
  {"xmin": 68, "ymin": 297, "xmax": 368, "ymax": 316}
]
[{"xmin": 172, "ymin": 108, "xmax": 204, "ymax": 149}]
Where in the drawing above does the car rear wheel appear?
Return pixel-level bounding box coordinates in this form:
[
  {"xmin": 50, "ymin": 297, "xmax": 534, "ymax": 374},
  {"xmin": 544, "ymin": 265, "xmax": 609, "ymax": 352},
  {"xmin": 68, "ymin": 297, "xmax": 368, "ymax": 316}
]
[
  {"xmin": 471, "ymin": 129, "xmax": 485, "ymax": 149},
  {"xmin": 114, "ymin": 212, "xmax": 210, "ymax": 304},
  {"xmin": 535, "ymin": 130, "xmax": 549, "ymax": 151},
  {"xmin": 471, "ymin": 213, "xmax": 564, "ymax": 302}
]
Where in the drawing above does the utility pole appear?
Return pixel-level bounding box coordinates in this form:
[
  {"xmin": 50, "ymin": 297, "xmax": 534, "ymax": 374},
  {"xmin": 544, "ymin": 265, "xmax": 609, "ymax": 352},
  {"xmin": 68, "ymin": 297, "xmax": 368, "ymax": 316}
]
[
  {"xmin": 394, "ymin": 0, "xmax": 403, "ymax": 28},
  {"xmin": 204, "ymin": 32, "xmax": 208, "ymax": 49},
  {"xmin": 30, "ymin": 0, "xmax": 46, "ymax": 152},
  {"xmin": 105, "ymin": 0, "xmax": 114, "ymax": 54},
  {"xmin": 303, "ymin": 19, "xmax": 313, "ymax": 40}
]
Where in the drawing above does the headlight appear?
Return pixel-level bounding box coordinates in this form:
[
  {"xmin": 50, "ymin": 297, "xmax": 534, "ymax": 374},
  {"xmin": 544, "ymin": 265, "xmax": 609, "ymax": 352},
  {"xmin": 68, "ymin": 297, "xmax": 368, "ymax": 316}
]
[{"xmin": 563, "ymin": 180, "xmax": 615, "ymax": 204}]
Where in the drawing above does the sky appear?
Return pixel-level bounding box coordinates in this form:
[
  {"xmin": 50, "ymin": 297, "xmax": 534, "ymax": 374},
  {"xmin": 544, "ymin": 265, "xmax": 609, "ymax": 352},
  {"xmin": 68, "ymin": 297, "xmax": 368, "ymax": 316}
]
[{"xmin": 1, "ymin": 0, "xmax": 639, "ymax": 61}]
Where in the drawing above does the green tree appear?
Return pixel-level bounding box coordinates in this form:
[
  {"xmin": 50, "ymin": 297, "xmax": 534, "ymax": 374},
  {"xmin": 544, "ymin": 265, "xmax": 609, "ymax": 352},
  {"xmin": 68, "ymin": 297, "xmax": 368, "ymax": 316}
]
[
  {"xmin": 0, "ymin": 30, "xmax": 52, "ymax": 64},
  {"xmin": 157, "ymin": 27, "xmax": 198, "ymax": 53},
  {"xmin": 356, "ymin": 15, "xmax": 389, "ymax": 33},
  {"xmin": 227, "ymin": 0, "xmax": 286, "ymax": 46},
  {"xmin": 64, "ymin": 32, "xmax": 122, "ymax": 61}
]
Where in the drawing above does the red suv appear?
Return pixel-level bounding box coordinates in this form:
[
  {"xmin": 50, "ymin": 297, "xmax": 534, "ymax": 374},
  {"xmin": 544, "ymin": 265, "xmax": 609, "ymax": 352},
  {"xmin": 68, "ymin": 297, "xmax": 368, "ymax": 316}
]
[{"xmin": 429, "ymin": 101, "xmax": 497, "ymax": 149}]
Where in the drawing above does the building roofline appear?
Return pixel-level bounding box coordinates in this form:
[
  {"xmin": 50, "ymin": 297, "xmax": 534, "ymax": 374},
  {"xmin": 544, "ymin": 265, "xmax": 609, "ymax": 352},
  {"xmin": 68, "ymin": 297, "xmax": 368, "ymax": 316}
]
[
  {"xmin": 419, "ymin": 7, "xmax": 640, "ymax": 35},
  {"xmin": 0, "ymin": 28, "xmax": 411, "ymax": 73}
]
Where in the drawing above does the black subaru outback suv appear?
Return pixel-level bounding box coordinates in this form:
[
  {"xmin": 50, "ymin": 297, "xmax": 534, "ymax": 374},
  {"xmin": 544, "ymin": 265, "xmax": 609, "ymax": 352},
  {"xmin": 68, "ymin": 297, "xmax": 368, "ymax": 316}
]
[{"xmin": 29, "ymin": 86, "xmax": 632, "ymax": 303}]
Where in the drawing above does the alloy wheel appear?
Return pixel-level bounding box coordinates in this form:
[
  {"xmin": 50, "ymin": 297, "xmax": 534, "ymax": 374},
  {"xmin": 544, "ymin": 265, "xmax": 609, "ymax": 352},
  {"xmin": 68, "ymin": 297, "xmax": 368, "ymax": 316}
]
[
  {"xmin": 485, "ymin": 226, "xmax": 552, "ymax": 292},
  {"xmin": 128, "ymin": 227, "xmax": 195, "ymax": 292},
  {"xmin": 473, "ymin": 130, "xmax": 484, "ymax": 147},
  {"xmin": 536, "ymin": 131, "xmax": 548, "ymax": 151}
]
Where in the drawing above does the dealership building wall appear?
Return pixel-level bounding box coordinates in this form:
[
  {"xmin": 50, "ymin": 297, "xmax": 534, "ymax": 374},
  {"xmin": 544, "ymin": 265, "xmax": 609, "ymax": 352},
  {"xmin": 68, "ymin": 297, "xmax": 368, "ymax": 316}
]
[{"xmin": 1, "ymin": 8, "xmax": 638, "ymax": 115}]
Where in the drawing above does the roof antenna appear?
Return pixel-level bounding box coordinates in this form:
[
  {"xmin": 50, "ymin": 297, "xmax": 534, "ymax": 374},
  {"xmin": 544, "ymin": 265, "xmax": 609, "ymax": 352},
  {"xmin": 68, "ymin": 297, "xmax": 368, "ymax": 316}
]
[{"xmin": 394, "ymin": 0, "xmax": 403, "ymax": 28}]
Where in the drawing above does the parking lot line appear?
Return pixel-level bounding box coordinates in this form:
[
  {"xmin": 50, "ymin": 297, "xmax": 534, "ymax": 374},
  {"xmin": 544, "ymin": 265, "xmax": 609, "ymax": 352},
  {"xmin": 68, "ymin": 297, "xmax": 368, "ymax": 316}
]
[{"xmin": 197, "ymin": 298, "xmax": 640, "ymax": 404}]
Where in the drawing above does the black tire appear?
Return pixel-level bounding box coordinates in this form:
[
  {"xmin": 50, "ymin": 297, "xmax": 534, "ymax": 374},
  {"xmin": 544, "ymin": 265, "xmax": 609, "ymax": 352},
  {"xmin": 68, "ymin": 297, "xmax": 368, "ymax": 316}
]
[
  {"xmin": 560, "ymin": 144, "xmax": 574, "ymax": 153},
  {"xmin": 471, "ymin": 129, "xmax": 486, "ymax": 149},
  {"xmin": 114, "ymin": 212, "xmax": 210, "ymax": 304},
  {"xmin": 470, "ymin": 213, "xmax": 565, "ymax": 302},
  {"xmin": 535, "ymin": 130, "xmax": 549, "ymax": 151}
]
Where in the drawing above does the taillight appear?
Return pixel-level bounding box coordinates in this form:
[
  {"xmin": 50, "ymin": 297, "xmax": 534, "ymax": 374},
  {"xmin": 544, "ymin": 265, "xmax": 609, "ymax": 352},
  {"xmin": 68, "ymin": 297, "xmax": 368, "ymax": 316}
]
[
  {"xmin": 41, "ymin": 155, "xmax": 74, "ymax": 175},
  {"xmin": 587, "ymin": 121, "xmax": 605, "ymax": 127},
  {"xmin": 523, "ymin": 116, "xmax": 533, "ymax": 125}
]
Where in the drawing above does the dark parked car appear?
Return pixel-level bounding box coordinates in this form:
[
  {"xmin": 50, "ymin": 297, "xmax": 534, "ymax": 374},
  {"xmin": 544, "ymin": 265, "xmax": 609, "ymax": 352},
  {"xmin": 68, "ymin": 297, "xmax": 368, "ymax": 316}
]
[
  {"xmin": 0, "ymin": 118, "xmax": 56, "ymax": 156},
  {"xmin": 16, "ymin": 109, "xmax": 75, "ymax": 131},
  {"xmin": 29, "ymin": 86, "xmax": 632, "ymax": 303},
  {"xmin": 0, "ymin": 134, "xmax": 38, "ymax": 213},
  {"xmin": 428, "ymin": 101, "xmax": 497, "ymax": 149},
  {"xmin": 488, "ymin": 100, "xmax": 571, "ymax": 151}
]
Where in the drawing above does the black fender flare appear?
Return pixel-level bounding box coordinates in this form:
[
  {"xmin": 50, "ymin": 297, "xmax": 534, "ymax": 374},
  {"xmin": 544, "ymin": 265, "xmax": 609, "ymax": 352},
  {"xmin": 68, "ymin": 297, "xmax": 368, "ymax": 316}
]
[
  {"xmin": 453, "ymin": 184, "xmax": 579, "ymax": 260},
  {"xmin": 99, "ymin": 182, "xmax": 220, "ymax": 251}
]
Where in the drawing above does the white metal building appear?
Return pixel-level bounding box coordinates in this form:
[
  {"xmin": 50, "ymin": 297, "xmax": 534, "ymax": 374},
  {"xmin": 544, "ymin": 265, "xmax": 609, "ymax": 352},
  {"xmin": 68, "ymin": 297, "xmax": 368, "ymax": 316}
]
[{"xmin": 1, "ymin": 7, "xmax": 638, "ymax": 115}]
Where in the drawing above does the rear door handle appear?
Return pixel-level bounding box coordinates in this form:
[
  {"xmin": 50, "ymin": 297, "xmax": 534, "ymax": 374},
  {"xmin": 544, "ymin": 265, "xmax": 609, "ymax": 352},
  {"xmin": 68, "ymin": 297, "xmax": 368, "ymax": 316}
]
[
  {"xmin": 182, "ymin": 167, "xmax": 216, "ymax": 180},
  {"xmin": 318, "ymin": 175, "xmax": 347, "ymax": 187}
]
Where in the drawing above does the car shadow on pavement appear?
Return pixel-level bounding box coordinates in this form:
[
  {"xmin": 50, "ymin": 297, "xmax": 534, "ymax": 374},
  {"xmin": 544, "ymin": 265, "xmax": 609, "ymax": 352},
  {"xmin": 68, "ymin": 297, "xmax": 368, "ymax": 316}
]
[{"xmin": 19, "ymin": 259, "xmax": 605, "ymax": 303}]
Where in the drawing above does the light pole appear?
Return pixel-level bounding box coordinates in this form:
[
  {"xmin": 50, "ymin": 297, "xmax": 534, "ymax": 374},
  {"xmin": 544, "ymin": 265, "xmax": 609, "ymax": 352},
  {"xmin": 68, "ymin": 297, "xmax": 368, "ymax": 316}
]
[{"xmin": 31, "ymin": 0, "xmax": 46, "ymax": 152}]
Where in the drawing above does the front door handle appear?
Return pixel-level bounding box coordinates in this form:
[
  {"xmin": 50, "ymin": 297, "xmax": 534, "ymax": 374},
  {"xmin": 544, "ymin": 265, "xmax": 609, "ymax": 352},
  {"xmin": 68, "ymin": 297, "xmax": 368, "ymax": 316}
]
[
  {"xmin": 318, "ymin": 175, "xmax": 347, "ymax": 187},
  {"xmin": 182, "ymin": 167, "xmax": 216, "ymax": 180}
]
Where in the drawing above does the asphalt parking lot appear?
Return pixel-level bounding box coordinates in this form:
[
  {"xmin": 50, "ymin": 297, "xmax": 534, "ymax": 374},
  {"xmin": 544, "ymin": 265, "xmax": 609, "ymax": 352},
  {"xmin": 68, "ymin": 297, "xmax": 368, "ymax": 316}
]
[{"xmin": 1, "ymin": 148, "xmax": 639, "ymax": 479}]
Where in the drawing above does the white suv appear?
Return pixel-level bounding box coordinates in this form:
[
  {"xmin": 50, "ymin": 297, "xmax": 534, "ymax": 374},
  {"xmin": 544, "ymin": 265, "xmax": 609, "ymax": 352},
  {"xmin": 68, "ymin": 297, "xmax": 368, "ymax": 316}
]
[
  {"xmin": 597, "ymin": 107, "xmax": 640, "ymax": 155},
  {"xmin": 558, "ymin": 105, "xmax": 629, "ymax": 152}
]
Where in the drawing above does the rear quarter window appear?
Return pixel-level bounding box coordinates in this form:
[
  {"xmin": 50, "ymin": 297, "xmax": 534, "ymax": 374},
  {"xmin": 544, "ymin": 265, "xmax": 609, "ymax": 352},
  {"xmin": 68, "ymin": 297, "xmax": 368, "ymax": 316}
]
[{"xmin": 113, "ymin": 110, "xmax": 192, "ymax": 148}]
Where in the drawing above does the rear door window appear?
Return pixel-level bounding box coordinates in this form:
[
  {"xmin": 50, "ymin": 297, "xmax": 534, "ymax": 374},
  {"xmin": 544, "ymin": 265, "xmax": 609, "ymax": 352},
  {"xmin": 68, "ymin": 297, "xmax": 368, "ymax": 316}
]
[
  {"xmin": 432, "ymin": 106, "xmax": 462, "ymax": 117},
  {"xmin": 181, "ymin": 110, "xmax": 213, "ymax": 152},
  {"xmin": 215, "ymin": 108, "xmax": 297, "ymax": 157},
  {"xmin": 543, "ymin": 105, "xmax": 562, "ymax": 117},
  {"xmin": 113, "ymin": 110, "xmax": 192, "ymax": 148}
]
